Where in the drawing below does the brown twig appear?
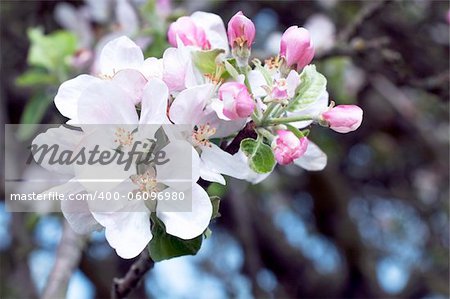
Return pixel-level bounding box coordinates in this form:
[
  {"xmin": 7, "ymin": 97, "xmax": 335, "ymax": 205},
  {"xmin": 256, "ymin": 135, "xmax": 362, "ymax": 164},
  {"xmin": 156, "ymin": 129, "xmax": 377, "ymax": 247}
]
[
  {"xmin": 316, "ymin": 37, "xmax": 390, "ymax": 60},
  {"xmin": 111, "ymin": 241, "xmax": 155, "ymax": 298},
  {"xmin": 316, "ymin": 0, "xmax": 392, "ymax": 61},
  {"xmin": 42, "ymin": 220, "xmax": 86, "ymax": 299},
  {"xmin": 338, "ymin": 0, "xmax": 392, "ymax": 43}
]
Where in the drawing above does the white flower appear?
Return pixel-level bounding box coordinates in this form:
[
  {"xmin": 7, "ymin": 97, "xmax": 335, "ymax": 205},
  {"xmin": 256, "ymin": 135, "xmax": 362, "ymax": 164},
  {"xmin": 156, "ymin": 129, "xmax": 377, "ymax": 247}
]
[
  {"xmin": 169, "ymin": 84, "xmax": 249, "ymax": 185},
  {"xmin": 36, "ymin": 74, "xmax": 212, "ymax": 259},
  {"xmin": 55, "ymin": 36, "xmax": 162, "ymax": 124}
]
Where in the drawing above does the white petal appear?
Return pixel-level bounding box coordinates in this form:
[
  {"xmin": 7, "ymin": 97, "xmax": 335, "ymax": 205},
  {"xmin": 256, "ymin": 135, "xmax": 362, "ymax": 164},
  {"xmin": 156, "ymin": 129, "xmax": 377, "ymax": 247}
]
[
  {"xmin": 162, "ymin": 47, "xmax": 190, "ymax": 92},
  {"xmin": 62, "ymin": 202, "xmax": 101, "ymax": 234},
  {"xmin": 169, "ymin": 84, "xmax": 213, "ymax": 125},
  {"xmin": 199, "ymin": 161, "xmax": 226, "ymax": 185},
  {"xmin": 210, "ymin": 98, "xmax": 230, "ymax": 121},
  {"xmin": 191, "ymin": 11, "xmax": 229, "ymax": 53},
  {"xmin": 73, "ymin": 130, "xmax": 135, "ymax": 192},
  {"xmin": 200, "ymin": 107, "xmax": 246, "ymax": 138},
  {"xmin": 92, "ymin": 200, "xmax": 151, "ymax": 259},
  {"xmin": 31, "ymin": 126, "xmax": 83, "ymax": 175},
  {"xmin": 60, "ymin": 181, "xmax": 102, "ymax": 234},
  {"xmin": 248, "ymin": 70, "xmax": 267, "ymax": 98},
  {"xmin": 141, "ymin": 57, "xmax": 163, "ymax": 80},
  {"xmin": 140, "ymin": 79, "xmax": 170, "ymax": 125},
  {"xmin": 78, "ymin": 80, "xmax": 139, "ymax": 125},
  {"xmin": 55, "ymin": 75, "xmax": 101, "ymax": 123},
  {"xmin": 155, "ymin": 140, "xmax": 196, "ymax": 191},
  {"xmin": 201, "ymin": 143, "xmax": 248, "ymax": 180},
  {"xmin": 294, "ymin": 141, "xmax": 327, "ymax": 171},
  {"xmin": 112, "ymin": 69, "xmax": 147, "ymax": 105},
  {"xmin": 99, "ymin": 36, "xmax": 144, "ymax": 77},
  {"xmin": 289, "ymin": 91, "xmax": 329, "ymax": 128},
  {"xmin": 286, "ymin": 70, "xmax": 300, "ymax": 98},
  {"xmin": 156, "ymin": 184, "xmax": 212, "ymax": 239}
]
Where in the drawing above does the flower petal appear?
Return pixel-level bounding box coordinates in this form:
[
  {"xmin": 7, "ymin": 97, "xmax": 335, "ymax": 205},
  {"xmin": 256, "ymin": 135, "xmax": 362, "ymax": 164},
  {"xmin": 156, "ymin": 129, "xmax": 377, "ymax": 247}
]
[
  {"xmin": 111, "ymin": 69, "xmax": 148, "ymax": 105},
  {"xmin": 99, "ymin": 36, "xmax": 144, "ymax": 76},
  {"xmin": 199, "ymin": 159, "xmax": 226, "ymax": 185},
  {"xmin": 140, "ymin": 79, "xmax": 170, "ymax": 125},
  {"xmin": 200, "ymin": 143, "xmax": 248, "ymax": 181},
  {"xmin": 191, "ymin": 12, "xmax": 229, "ymax": 53},
  {"xmin": 162, "ymin": 47, "xmax": 190, "ymax": 92},
  {"xmin": 156, "ymin": 184, "xmax": 212, "ymax": 240},
  {"xmin": 92, "ymin": 201, "xmax": 151, "ymax": 259},
  {"xmin": 200, "ymin": 107, "xmax": 246, "ymax": 138},
  {"xmin": 54, "ymin": 74, "xmax": 101, "ymax": 123},
  {"xmin": 286, "ymin": 70, "xmax": 300, "ymax": 98},
  {"xmin": 293, "ymin": 141, "xmax": 327, "ymax": 171},
  {"xmin": 288, "ymin": 91, "xmax": 329, "ymax": 128},
  {"xmin": 247, "ymin": 70, "xmax": 267, "ymax": 98},
  {"xmin": 31, "ymin": 126, "xmax": 83, "ymax": 175},
  {"xmin": 78, "ymin": 80, "xmax": 139, "ymax": 125},
  {"xmin": 169, "ymin": 84, "xmax": 213, "ymax": 125},
  {"xmin": 60, "ymin": 181, "xmax": 102, "ymax": 234},
  {"xmin": 141, "ymin": 57, "xmax": 163, "ymax": 80},
  {"xmin": 155, "ymin": 140, "xmax": 198, "ymax": 191}
]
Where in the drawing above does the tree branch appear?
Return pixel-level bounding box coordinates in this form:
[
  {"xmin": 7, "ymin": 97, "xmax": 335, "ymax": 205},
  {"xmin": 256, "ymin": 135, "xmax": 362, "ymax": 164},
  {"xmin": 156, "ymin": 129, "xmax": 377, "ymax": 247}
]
[
  {"xmin": 338, "ymin": 0, "xmax": 392, "ymax": 43},
  {"xmin": 316, "ymin": 37, "xmax": 390, "ymax": 60},
  {"xmin": 42, "ymin": 220, "xmax": 86, "ymax": 299},
  {"xmin": 111, "ymin": 250, "xmax": 154, "ymax": 299}
]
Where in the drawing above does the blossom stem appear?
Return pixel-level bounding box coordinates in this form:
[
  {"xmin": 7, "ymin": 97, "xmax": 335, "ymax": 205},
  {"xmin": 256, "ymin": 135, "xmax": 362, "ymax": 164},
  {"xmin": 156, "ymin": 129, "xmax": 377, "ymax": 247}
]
[
  {"xmin": 257, "ymin": 128, "xmax": 274, "ymax": 142},
  {"xmin": 260, "ymin": 102, "xmax": 278, "ymax": 125},
  {"xmin": 268, "ymin": 115, "xmax": 313, "ymax": 125}
]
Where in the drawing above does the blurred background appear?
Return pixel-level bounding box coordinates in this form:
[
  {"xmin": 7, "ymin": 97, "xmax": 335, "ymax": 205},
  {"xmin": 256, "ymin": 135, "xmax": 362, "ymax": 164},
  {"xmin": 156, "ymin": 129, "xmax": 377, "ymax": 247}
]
[{"xmin": 1, "ymin": 0, "xmax": 449, "ymax": 298}]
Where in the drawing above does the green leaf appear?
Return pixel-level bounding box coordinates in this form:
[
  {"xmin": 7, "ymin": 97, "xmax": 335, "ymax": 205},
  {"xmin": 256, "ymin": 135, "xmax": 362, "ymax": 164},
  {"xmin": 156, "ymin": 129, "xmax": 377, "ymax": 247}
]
[
  {"xmin": 210, "ymin": 196, "xmax": 221, "ymax": 219},
  {"xmin": 192, "ymin": 48, "xmax": 225, "ymax": 75},
  {"xmin": 224, "ymin": 59, "xmax": 239, "ymax": 80},
  {"xmin": 16, "ymin": 69, "xmax": 57, "ymax": 87},
  {"xmin": 28, "ymin": 28, "xmax": 77, "ymax": 71},
  {"xmin": 287, "ymin": 65, "xmax": 327, "ymax": 112},
  {"xmin": 207, "ymin": 182, "xmax": 226, "ymax": 198},
  {"xmin": 148, "ymin": 215, "xmax": 203, "ymax": 262},
  {"xmin": 240, "ymin": 138, "xmax": 276, "ymax": 174},
  {"xmin": 17, "ymin": 93, "xmax": 53, "ymax": 141},
  {"xmin": 285, "ymin": 124, "xmax": 305, "ymax": 138}
]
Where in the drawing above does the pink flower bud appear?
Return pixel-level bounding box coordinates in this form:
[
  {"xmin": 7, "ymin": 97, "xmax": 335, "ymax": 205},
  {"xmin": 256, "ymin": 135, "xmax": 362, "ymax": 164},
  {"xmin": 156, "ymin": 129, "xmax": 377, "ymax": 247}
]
[
  {"xmin": 218, "ymin": 82, "xmax": 255, "ymax": 120},
  {"xmin": 321, "ymin": 105, "xmax": 363, "ymax": 133},
  {"xmin": 168, "ymin": 16, "xmax": 211, "ymax": 50},
  {"xmin": 273, "ymin": 130, "xmax": 308, "ymax": 165},
  {"xmin": 227, "ymin": 11, "xmax": 256, "ymax": 48},
  {"xmin": 280, "ymin": 26, "xmax": 315, "ymax": 71}
]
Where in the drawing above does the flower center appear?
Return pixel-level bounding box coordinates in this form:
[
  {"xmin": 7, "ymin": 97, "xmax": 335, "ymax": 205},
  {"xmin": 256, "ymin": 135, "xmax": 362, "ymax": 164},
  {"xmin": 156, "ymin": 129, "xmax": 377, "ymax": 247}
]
[
  {"xmin": 131, "ymin": 170, "xmax": 158, "ymax": 193},
  {"xmin": 114, "ymin": 128, "xmax": 134, "ymax": 148},
  {"xmin": 192, "ymin": 124, "xmax": 216, "ymax": 147},
  {"xmin": 271, "ymin": 78, "xmax": 289, "ymax": 100},
  {"xmin": 265, "ymin": 56, "xmax": 280, "ymax": 70}
]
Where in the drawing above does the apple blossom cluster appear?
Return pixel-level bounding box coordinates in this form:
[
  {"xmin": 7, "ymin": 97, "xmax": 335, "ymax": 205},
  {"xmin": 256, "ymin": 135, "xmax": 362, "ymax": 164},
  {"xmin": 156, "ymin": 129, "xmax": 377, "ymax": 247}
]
[{"xmin": 35, "ymin": 11, "xmax": 362, "ymax": 260}]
